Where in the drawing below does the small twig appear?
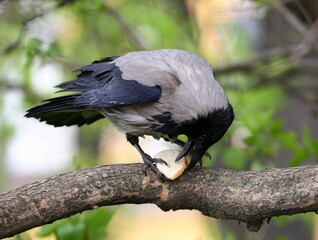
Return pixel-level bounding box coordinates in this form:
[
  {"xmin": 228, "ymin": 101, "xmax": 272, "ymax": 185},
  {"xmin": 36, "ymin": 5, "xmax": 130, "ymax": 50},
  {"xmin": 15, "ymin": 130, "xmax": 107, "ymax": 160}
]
[
  {"xmin": 0, "ymin": 0, "xmax": 76, "ymax": 55},
  {"xmin": 291, "ymin": 19, "xmax": 318, "ymax": 59},
  {"xmin": 213, "ymin": 45, "xmax": 295, "ymax": 75},
  {"xmin": 272, "ymin": 2, "xmax": 308, "ymax": 35},
  {"xmin": 107, "ymin": 8, "xmax": 146, "ymax": 51},
  {"xmin": 0, "ymin": 79, "xmax": 39, "ymax": 100},
  {"xmin": 0, "ymin": 13, "xmax": 45, "ymax": 55},
  {"xmin": 0, "ymin": 26, "xmax": 26, "ymax": 55},
  {"xmin": 272, "ymin": 2, "xmax": 318, "ymax": 53}
]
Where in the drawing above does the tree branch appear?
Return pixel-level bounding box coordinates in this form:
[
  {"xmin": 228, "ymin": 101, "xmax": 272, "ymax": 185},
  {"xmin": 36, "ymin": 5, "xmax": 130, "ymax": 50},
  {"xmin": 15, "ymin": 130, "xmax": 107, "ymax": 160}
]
[
  {"xmin": 107, "ymin": 8, "xmax": 146, "ymax": 51},
  {"xmin": 1, "ymin": 164, "xmax": 318, "ymax": 238},
  {"xmin": 272, "ymin": 2, "xmax": 318, "ymax": 54},
  {"xmin": 272, "ymin": 2, "xmax": 309, "ymax": 35},
  {"xmin": 0, "ymin": 0, "xmax": 76, "ymax": 55},
  {"xmin": 213, "ymin": 45, "xmax": 295, "ymax": 76},
  {"xmin": 0, "ymin": 79, "xmax": 39, "ymax": 100}
]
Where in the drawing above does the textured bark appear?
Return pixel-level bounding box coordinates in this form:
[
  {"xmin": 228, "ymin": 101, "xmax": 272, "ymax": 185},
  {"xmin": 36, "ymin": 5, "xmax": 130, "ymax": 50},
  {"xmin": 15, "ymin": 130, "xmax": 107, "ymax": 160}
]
[{"xmin": 1, "ymin": 164, "xmax": 318, "ymax": 238}]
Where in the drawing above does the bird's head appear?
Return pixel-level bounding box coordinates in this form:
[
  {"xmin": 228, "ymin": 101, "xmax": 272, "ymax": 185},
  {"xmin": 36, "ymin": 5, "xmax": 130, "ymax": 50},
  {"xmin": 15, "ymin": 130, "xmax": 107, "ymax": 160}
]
[{"xmin": 175, "ymin": 104, "xmax": 234, "ymax": 169}]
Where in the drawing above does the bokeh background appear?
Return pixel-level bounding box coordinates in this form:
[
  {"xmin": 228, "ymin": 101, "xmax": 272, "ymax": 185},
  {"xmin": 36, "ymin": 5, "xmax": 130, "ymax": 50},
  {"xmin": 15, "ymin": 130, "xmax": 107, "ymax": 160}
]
[{"xmin": 1, "ymin": 0, "xmax": 318, "ymax": 239}]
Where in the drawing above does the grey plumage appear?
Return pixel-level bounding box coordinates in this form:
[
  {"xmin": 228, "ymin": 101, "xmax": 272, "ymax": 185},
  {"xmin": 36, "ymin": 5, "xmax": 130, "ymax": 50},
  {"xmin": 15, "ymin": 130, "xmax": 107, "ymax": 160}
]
[{"xmin": 25, "ymin": 49, "xmax": 234, "ymax": 179}]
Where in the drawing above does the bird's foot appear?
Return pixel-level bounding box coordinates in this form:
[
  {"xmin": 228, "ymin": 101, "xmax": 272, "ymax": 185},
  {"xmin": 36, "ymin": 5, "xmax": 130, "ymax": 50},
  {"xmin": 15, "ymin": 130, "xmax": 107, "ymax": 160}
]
[
  {"xmin": 191, "ymin": 153, "xmax": 211, "ymax": 168},
  {"xmin": 204, "ymin": 152, "xmax": 212, "ymax": 160},
  {"xmin": 173, "ymin": 139, "xmax": 211, "ymax": 160},
  {"xmin": 141, "ymin": 153, "xmax": 167, "ymax": 181}
]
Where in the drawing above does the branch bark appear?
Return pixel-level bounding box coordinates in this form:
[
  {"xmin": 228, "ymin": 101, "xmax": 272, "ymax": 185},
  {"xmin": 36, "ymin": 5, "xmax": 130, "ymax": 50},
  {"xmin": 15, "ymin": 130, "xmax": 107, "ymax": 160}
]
[{"xmin": 1, "ymin": 164, "xmax": 318, "ymax": 238}]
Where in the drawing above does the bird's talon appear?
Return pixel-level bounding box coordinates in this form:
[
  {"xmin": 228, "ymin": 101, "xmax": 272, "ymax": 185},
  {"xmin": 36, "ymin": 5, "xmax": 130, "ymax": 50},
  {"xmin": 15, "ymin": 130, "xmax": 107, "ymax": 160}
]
[
  {"xmin": 142, "ymin": 155, "xmax": 166, "ymax": 181},
  {"xmin": 204, "ymin": 152, "xmax": 212, "ymax": 160},
  {"xmin": 199, "ymin": 159, "xmax": 203, "ymax": 167},
  {"xmin": 153, "ymin": 158, "xmax": 168, "ymax": 166},
  {"xmin": 142, "ymin": 165, "xmax": 148, "ymax": 176}
]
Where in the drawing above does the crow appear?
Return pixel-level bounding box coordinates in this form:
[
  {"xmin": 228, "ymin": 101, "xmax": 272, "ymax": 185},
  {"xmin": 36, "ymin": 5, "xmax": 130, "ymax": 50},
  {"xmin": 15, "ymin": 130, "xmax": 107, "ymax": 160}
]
[{"xmin": 25, "ymin": 49, "xmax": 234, "ymax": 179}]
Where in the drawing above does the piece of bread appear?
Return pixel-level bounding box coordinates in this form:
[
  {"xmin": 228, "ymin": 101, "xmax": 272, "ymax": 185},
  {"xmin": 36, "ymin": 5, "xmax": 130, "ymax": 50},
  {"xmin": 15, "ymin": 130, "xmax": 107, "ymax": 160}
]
[{"xmin": 155, "ymin": 149, "xmax": 188, "ymax": 180}]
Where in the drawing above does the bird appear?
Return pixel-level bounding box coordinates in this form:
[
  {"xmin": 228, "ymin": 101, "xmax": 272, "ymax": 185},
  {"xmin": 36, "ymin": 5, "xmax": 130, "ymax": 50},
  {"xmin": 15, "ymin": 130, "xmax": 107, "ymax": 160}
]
[{"xmin": 25, "ymin": 49, "xmax": 234, "ymax": 180}]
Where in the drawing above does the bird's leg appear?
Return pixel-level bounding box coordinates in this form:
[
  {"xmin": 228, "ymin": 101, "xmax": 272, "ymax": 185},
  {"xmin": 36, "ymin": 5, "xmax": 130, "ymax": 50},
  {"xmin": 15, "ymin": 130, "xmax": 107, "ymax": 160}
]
[
  {"xmin": 172, "ymin": 139, "xmax": 212, "ymax": 161},
  {"xmin": 126, "ymin": 134, "xmax": 167, "ymax": 180}
]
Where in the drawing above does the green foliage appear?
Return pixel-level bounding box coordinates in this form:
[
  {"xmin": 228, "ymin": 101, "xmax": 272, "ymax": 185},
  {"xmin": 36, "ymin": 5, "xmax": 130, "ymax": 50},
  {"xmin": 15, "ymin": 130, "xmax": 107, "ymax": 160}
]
[
  {"xmin": 223, "ymin": 147, "xmax": 247, "ymax": 169},
  {"xmin": 76, "ymin": 0, "xmax": 107, "ymax": 11},
  {"xmin": 275, "ymin": 236, "xmax": 289, "ymax": 240},
  {"xmin": 272, "ymin": 124, "xmax": 318, "ymax": 167},
  {"xmin": 37, "ymin": 207, "xmax": 116, "ymax": 240},
  {"xmin": 11, "ymin": 233, "xmax": 32, "ymax": 240}
]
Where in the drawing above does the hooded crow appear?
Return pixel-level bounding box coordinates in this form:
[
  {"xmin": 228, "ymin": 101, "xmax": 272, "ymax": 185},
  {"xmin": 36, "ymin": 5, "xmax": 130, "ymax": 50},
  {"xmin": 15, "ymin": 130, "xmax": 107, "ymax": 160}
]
[{"xmin": 25, "ymin": 49, "xmax": 234, "ymax": 179}]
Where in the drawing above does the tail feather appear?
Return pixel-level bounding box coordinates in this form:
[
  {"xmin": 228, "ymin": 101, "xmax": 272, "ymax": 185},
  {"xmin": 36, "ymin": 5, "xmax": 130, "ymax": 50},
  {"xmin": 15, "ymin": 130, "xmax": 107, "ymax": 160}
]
[
  {"xmin": 25, "ymin": 94, "xmax": 104, "ymax": 127},
  {"xmin": 26, "ymin": 56, "xmax": 118, "ymax": 127}
]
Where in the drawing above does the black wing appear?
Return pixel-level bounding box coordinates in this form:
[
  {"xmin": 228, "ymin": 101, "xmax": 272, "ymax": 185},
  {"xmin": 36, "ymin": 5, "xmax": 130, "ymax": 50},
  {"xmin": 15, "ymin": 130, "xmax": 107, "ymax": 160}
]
[{"xmin": 25, "ymin": 57, "xmax": 162, "ymax": 127}]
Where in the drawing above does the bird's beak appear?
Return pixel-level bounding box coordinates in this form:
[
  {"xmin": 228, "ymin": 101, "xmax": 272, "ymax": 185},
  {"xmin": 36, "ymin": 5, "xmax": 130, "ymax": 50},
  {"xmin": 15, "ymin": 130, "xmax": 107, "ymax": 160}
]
[
  {"xmin": 175, "ymin": 140, "xmax": 195, "ymax": 161},
  {"xmin": 186, "ymin": 139, "xmax": 212, "ymax": 170}
]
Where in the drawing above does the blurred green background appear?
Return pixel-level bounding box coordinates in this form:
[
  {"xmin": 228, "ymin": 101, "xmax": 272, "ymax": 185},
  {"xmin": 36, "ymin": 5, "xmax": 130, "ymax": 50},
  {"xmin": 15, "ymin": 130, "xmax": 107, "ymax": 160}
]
[{"xmin": 1, "ymin": 0, "xmax": 318, "ymax": 239}]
